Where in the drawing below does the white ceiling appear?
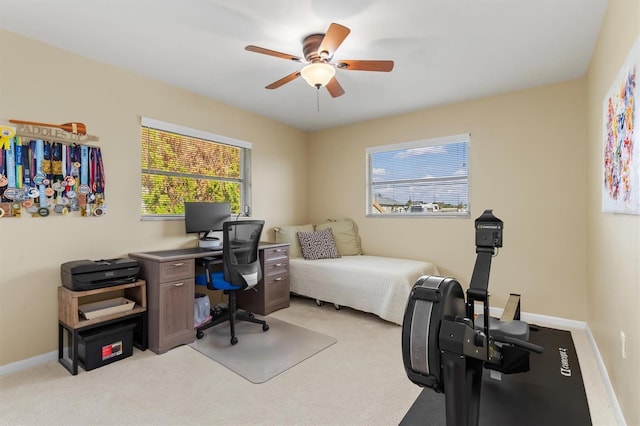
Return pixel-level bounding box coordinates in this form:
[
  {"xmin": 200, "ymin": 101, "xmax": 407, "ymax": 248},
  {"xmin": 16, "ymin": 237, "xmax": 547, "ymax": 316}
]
[{"xmin": 1, "ymin": 0, "xmax": 608, "ymax": 132}]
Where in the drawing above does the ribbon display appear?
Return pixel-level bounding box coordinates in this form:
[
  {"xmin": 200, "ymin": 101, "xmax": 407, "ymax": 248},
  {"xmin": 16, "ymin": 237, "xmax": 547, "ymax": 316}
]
[{"xmin": 0, "ymin": 137, "xmax": 106, "ymax": 218}]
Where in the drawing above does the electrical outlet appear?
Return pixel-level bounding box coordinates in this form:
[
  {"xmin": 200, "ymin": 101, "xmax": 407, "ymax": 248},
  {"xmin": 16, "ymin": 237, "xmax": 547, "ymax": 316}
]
[{"xmin": 620, "ymin": 331, "xmax": 626, "ymax": 360}]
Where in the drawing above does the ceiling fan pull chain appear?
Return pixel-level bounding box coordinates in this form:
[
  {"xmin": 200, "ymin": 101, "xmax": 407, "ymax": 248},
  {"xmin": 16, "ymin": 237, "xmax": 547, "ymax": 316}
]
[{"xmin": 316, "ymin": 88, "xmax": 321, "ymax": 112}]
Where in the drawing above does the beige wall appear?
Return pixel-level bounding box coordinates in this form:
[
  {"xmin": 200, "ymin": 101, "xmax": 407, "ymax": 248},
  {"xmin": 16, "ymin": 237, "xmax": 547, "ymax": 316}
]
[
  {"xmin": 308, "ymin": 79, "xmax": 588, "ymax": 320},
  {"xmin": 586, "ymin": 0, "xmax": 640, "ymax": 424},
  {"xmin": 0, "ymin": 30, "xmax": 308, "ymax": 366}
]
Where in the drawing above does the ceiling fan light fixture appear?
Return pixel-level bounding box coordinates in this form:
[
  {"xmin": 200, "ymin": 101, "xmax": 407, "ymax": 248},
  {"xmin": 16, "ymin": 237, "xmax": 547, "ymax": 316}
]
[{"xmin": 300, "ymin": 63, "xmax": 335, "ymax": 88}]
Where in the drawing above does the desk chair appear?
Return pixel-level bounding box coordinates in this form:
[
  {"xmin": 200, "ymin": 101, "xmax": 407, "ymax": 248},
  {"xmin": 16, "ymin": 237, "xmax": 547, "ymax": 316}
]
[{"xmin": 195, "ymin": 220, "xmax": 269, "ymax": 345}]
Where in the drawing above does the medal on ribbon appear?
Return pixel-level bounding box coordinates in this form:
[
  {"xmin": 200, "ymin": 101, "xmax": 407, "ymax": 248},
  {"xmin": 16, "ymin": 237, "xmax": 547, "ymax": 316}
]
[
  {"xmin": 0, "ymin": 126, "xmax": 16, "ymax": 150},
  {"xmin": 78, "ymin": 145, "xmax": 90, "ymax": 195},
  {"xmin": 3, "ymin": 137, "xmax": 17, "ymax": 201},
  {"xmin": 0, "ymin": 202, "xmax": 10, "ymax": 217},
  {"xmin": 12, "ymin": 202, "xmax": 22, "ymax": 217}
]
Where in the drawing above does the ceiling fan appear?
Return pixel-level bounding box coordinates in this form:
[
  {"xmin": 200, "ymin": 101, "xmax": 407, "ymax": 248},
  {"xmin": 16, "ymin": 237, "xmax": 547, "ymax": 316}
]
[{"xmin": 245, "ymin": 23, "xmax": 394, "ymax": 98}]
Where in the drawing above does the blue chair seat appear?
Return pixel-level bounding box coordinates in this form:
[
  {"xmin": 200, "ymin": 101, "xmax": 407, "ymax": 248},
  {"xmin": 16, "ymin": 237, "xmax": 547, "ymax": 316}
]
[{"xmin": 195, "ymin": 271, "xmax": 242, "ymax": 291}]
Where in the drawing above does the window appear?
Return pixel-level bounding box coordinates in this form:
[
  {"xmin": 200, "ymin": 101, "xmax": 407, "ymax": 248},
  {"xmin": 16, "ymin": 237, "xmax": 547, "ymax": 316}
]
[
  {"xmin": 366, "ymin": 134, "xmax": 469, "ymax": 217},
  {"xmin": 140, "ymin": 117, "xmax": 251, "ymax": 219}
]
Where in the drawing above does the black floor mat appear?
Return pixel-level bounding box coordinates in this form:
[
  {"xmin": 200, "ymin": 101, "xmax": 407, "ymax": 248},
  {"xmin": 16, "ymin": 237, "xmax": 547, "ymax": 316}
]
[{"xmin": 400, "ymin": 326, "xmax": 592, "ymax": 426}]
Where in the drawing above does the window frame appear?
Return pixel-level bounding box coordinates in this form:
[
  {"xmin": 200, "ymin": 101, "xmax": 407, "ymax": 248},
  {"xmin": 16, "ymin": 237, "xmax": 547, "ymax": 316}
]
[
  {"xmin": 365, "ymin": 133, "xmax": 470, "ymax": 218},
  {"xmin": 140, "ymin": 117, "xmax": 252, "ymax": 220}
]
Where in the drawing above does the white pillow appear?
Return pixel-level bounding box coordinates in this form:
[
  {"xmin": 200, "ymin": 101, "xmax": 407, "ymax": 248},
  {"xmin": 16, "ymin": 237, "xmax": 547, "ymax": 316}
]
[
  {"xmin": 274, "ymin": 224, "xmax": 314, "ymax": 258},
  {"xmin": 315, "ymin": 218, "xmax": 362, "ymax": 256}
]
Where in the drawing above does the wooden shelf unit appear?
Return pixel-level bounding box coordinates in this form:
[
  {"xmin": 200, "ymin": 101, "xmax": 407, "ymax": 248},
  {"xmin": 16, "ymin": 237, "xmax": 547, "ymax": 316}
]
[
  {"xmin": 57, "ymin": 280, "xmax": 148, "ymax": 375},
  {"xmin": 58, "ymin": 280, "xmax": 147, "ymax": 328}
]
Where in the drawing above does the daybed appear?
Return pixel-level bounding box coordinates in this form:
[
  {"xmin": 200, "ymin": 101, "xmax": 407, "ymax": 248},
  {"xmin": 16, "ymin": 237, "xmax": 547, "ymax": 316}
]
[{"xmin": 275, "ymin": 219, "xmax": 440, "ymax": 325}]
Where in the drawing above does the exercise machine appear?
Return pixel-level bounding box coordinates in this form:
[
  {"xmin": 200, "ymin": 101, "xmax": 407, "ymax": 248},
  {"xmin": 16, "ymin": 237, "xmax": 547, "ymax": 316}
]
[{"xmin": 402, "ymin": 210, "xmax": 543, "ymax": 426}]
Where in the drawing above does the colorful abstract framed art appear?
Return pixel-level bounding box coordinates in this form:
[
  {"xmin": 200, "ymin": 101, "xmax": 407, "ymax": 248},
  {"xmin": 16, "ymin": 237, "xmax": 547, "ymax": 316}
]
[{"xmin": 602, "ymin": 37, "xmax": 639, "ymax": 215}]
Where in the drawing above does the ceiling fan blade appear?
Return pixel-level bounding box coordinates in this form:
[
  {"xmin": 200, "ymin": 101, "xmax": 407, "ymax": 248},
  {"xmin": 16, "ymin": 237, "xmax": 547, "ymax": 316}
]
[
  {"xmin": 318, "ymin": 23, "xmax": 350, "ymax": 58},
  {"xmin": 265, "ymin": 71, "xmax": 301, "ymax": 89},
  {"xmin": 325, "ymin": 77, "xmax": 345, "ymax": 98},
  {"xmin": 245, "ymin": 45, "xmax": 303, "ymax": 62},
  {"xmin": 336, "ymin": 60, "xmax": 394, "ymax": 72}
]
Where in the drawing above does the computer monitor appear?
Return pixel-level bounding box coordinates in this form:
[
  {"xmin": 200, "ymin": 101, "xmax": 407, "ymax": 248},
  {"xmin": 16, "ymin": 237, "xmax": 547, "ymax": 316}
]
[{"xmin": 184, "ymin": 202, "xmax": 231, "ymax": 245}]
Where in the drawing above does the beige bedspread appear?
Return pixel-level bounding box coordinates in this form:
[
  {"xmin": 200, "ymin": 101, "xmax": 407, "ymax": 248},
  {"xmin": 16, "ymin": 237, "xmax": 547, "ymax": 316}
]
[{"xmin": 289, "ymin": 255, "xmax": 439, "ymax": 325}]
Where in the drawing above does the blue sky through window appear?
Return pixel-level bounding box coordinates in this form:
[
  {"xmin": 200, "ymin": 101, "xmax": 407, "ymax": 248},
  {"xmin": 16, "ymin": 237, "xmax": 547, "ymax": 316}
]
[{"xmin": 370, "ymin": 141, "xmax": 468, "ymax": 207}]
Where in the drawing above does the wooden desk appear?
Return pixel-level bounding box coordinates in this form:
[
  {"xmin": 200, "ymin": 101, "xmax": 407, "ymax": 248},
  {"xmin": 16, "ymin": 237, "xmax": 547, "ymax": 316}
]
[{"xmin": 129, "ymin": 242, "xmax": 289, "ymax": 354}]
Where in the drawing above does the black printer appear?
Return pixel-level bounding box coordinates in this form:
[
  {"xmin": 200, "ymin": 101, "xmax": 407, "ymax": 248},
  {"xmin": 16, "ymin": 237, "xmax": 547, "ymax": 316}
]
[{"xmin": 61, "ymin": 258, "xmax": 140, "ymax": 291}]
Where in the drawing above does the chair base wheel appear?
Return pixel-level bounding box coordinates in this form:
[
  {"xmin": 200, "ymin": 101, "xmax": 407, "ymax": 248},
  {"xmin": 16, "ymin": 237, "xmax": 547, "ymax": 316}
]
[
  {"xmin": 196, "ymin": 330, "xmax": 204, "ymax": 339},
  {"xmin": 263, "ymin": 323, "xmax": 269, "ymax": 332},
  {"xmin": 231, "ymin": 336, "xmax": 238, "ymax": 345}
]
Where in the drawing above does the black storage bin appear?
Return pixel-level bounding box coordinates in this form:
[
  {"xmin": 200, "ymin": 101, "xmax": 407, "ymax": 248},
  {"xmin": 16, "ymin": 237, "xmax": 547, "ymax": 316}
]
[{"xmin": 78, "ymin": 322, "xmax": 136, "ymax": 371}]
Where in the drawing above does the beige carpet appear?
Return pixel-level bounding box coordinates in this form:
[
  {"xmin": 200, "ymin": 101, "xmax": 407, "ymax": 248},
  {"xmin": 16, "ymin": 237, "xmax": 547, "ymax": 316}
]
[
  {"xmin": 0, "ymin": 297, "xmax": 420, "ymax": 425},
  {"xmin": 0, "ymin": 296, "xmax": 617, "ymax": 425},
  {"xmin": 189, "ymin": 316, "xmax": 336, "ymax": 383}
]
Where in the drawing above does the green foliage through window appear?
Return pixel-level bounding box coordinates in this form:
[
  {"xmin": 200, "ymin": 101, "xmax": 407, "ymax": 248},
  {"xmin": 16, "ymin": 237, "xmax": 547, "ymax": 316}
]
[{"xmin": 140, "ymin": 119, "xmax": 251, "ymax": 218}]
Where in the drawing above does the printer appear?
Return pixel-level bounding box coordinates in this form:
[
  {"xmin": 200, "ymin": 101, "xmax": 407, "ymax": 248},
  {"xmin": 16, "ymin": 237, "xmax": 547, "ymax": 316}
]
[{"xmin": 61, "ymin": 258, "xmax": 140, "ymax": 291}]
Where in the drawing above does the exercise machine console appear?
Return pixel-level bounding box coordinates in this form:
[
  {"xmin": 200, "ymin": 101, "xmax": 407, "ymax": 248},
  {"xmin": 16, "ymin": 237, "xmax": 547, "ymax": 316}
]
[{"xmin": 402, "ymin": 210, "xmax": 543, "ymax": 426}]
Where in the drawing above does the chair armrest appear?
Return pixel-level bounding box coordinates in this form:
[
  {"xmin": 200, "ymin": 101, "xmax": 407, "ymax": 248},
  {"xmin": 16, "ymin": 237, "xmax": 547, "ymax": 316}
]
[{"xmin": 197, "ymin": 256, "xmax": 223, "ymax": 269}]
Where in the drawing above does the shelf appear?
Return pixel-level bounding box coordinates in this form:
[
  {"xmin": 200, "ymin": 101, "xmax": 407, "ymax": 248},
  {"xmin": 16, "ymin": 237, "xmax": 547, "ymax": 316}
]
[
  {"xmin": 73, "ymin": 305, "xmax": 146, "ymax": 329},
  {"xmin": 79, "ymin": 297, "xmax": 135, "ymax": 320},
  {"xmin": 58, "ymin": 280, "xmax": 147, "ymax": 330}
]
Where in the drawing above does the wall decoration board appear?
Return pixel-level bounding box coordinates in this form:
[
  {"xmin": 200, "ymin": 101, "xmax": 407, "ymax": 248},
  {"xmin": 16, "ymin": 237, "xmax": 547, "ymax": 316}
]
[
  {"xmin": 0, "ymin": 122, "xmax": 105, "ymax": 218},
  {"xmin": 602, "ymin": 36, "xmax": 639, "ymax": 215}
]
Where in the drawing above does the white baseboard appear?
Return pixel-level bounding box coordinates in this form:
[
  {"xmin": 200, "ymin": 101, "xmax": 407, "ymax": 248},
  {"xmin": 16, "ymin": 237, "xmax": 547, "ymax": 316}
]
[
  {"xmin": 585, "ymin": 325, "xmax": 627, "ymax": 426},
  {"xmin": 0, "ymin": 350, "xmax": 57, "ymax": 376}
]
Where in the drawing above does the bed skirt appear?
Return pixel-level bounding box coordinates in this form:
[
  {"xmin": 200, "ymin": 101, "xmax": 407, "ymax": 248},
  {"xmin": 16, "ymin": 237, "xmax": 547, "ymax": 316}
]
[{"xmin": 289, "ymin": 255, "xmax": 440, "ymax": 325}]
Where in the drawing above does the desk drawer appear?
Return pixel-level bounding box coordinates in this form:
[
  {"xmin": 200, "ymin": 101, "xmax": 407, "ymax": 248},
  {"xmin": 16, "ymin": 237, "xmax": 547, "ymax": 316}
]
[
  {"xmin": 263, "ymin": 246, "xmax": 289, "ymax": 262},
  {"xmin": 265, "ymin": 270, "xmax": 288, "ymax": 287},
  {"xmin": 264, "ymin": 257, "xmax": 288, "ymax": 277},
  {"xmin": 159, "ymin": 259, "xmax": 194, "ymax": 282},
  {"xmin": 265, "ymin": 271, "xmax": 289, "ymax": 312}
]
